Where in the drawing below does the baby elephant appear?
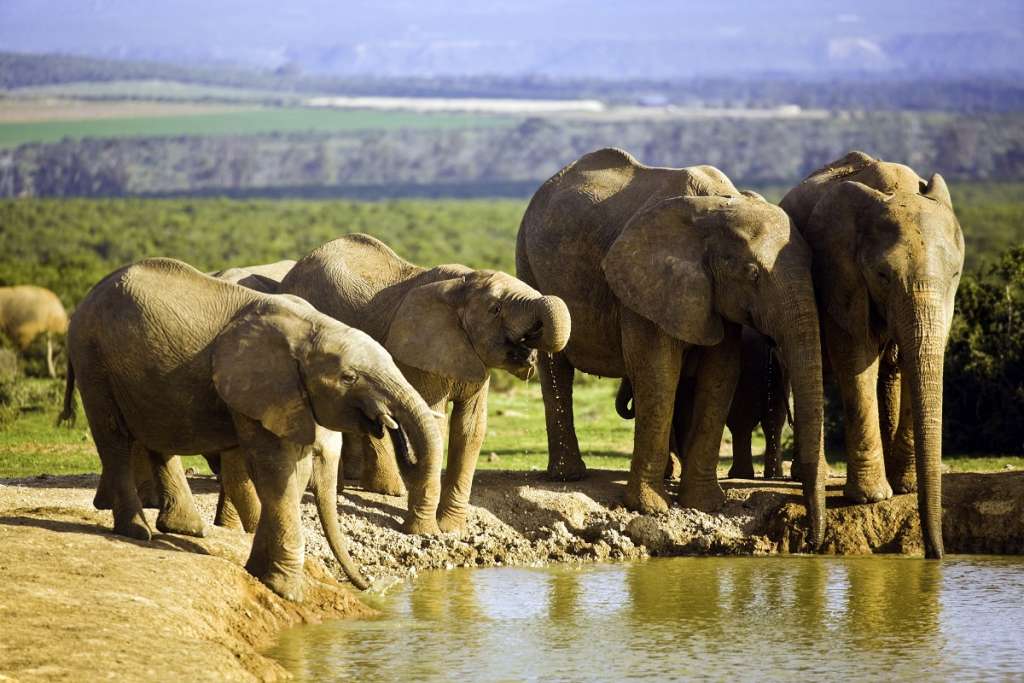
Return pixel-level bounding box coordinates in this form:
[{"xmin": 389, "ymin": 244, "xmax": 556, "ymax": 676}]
[
  {"xmin": 616, "ymin": 327, "xmax": 791, "ymax": 479},
  {"xmin": 61, "ymin": 258, "xmax": 443, "ymax": 600},
  {"xmin": 281, "ymin": 234, "xmax": 571, "ymax": 533}
]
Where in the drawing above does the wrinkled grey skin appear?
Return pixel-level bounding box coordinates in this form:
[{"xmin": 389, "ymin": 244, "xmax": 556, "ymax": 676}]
[
  {"xmin": 60, "ymin": 258, "xmax": 443, "ymax": 599},
  {"xmin": 781, "ymin": 151, "xmax": 965, "ymax": 559},
  {"xmin": 517, "ymin": 148, "xmax": 827, "ymax": 545},
  {"xmin": 281, "ymin": 234, "xmax": 571, "ymax": 533},
  {"xmin": 0, "ymin": 285, "xmax": 68, "ymax": 377},
  {"xmin": 616, "ymin": 326, "xmax": 791, "ymax": 479}
]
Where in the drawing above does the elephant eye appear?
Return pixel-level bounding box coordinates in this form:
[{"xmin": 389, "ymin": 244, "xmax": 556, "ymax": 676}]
[
  {"xmin": 744, "ymin": 263, "xmax": 759, "ymax": 283},
  {"xmin": 340, "ymin": 371, "xmax": 357, "ymax": 385},
  {"xmin": 489, "ymin": 301, "xmax": 502, "ymax": 316}
]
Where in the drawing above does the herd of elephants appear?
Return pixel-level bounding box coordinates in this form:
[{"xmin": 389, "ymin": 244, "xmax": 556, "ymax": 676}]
[{"xmin": 1, "ymin": 149, "xmax": 965, "ymax": 601}]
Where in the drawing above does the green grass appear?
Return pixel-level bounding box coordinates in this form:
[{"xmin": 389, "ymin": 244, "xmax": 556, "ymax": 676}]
[
  {"xmin": 0, "ymin": 107, "xmax": 513, "ymax": 148},
  {"xmin": 4, "ymin": 377, "xmax": 1018, "ymax": 481}
]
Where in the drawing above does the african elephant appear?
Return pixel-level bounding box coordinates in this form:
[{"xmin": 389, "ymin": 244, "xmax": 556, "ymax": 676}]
[
  {"xmin": 208, "ymin": 259, "xmax": 296, "ymax": 293},
  {"xmin": 780, "ymin": 151, "xmax": 965, "ymax": 559},
  {"xmin": 280, "ymin": 233, "xmax": 571, "ymax": 533},
  {"xmin": 517, "ymin": 148, "xmax": 827, "ymax": 544},
  {"xmin": 60, "ymin": 258, "xmax": 443, "ymax": 599},
  {"xmin": 616, "ymin": 326, "xmax": 791, "ymax": 479},
  {"xmin": 0, "ymin": 285, "xmax": 68, "ymax": 377}
]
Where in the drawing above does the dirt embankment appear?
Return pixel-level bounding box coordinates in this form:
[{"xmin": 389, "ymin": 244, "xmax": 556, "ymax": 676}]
[{"xmin": 1, "ymin": 469, "xmax": 1022, "ymax": 680}]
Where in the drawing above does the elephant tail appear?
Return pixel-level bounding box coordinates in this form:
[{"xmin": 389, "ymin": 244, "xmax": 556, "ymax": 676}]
[
  {"xmin": 615, "ymin": 378, "xmax": 636, "ymax": 419},
  {"xmin": 56, "ymin": 362, "xmax": 76, "ymax": 427}
]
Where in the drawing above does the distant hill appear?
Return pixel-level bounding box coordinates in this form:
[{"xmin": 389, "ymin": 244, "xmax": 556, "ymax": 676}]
[{"xmin": 1, "ymin": 0, "xmax": 1022, "ymax": 80}]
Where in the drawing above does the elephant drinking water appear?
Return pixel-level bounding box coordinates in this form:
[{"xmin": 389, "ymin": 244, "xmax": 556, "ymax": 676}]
[{"xmin": 60, "ymin": 258, "xmax": 444, "ymax": 599}]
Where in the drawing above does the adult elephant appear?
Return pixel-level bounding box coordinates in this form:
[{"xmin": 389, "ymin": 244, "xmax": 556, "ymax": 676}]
[
  {"xmin": 0, "ymin": 285, "xmax": 68, "ymax": 377},
  {"xmin": 280, "ymin": 234, "xmax": 571, "ymax": 533},
  {"xmin": 208, "ymin": 259, "xmax": 296, "ymax": 293},
  {"xmin": 60, "ymin": 258, "xmax": 443, "ymax": 599},
  {"xmin": 517, "ymin": 148, "xmax": 827, "ymax": 544},
  {"xmin": 616, "ymin": 326, "xmax": 791, "ymax": 479},
  {"xmin": 780, "ymin": 151, "xmax": 964, "ymax": 559}
]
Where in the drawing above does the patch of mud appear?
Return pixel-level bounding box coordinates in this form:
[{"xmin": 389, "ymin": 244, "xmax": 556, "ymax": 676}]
[{"xmin": 0, "ymin": 483, "xmax": 372, "ymax": 682}]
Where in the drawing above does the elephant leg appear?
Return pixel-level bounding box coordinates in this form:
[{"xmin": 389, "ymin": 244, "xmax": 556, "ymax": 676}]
[
  {"xmin": 825, "ymin": 317, "xmax": 891, "ymax": 503},
  {"xmin": 678, "ymin": 323, "xmax": 741, "ymax": 511},
  {"xmin": 78, "ymin": 383, "xmax": 150, "ymax": 540},
  {"xmin": 670, "ymin": 374, "xmax": 696, "ymax": 475},
  {"xmin": 217, "ymin": 448, "xmax": 261, "ymax": 532},
  {"xmin": 728, "ymin": 425, "xmax": 755, "ymax": 479},
  {"xmin": 621, "ymin": 311, "xmax": 684, "ymax": 514},
  {"xmin": 437, "ymin": 389, "xmax": 487, "ymax": 533},
  {"xmin": 148, "ymin": 451, "xmax": 206, "ymax": 537},
  {"xmin": 539, "ymin": 350, "xmax": 586, "ymax": 481},
  {"xmin": 878, "ymin": 344, "xmax": 901, "ymax": 468},
  {"xmin": 45, "ymin": 332, "xmax": 55, "ymax": 379},
  {"xmin": 132, "ymin": 443, "xmax": 160, "ymax": 508},
  {"xmin": 359, "ymin": 433, "xmax": 407, "ymax": 496},
  {"xmin": 341, "ymin": 435, "xmax": 363, "ymax": 481},
  {"xmin": 885, "ymin": 373, "xmax": 917, "ymax": 494},
  {"xmin": 235, "ymin": 415, "xmax": 310, "ymax": 601}
]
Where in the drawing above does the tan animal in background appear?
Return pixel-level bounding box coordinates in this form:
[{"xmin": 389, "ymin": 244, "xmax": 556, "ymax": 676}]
[{"xmin": 0, "ymin": 285, "xmax": 69, "ymax": 377}]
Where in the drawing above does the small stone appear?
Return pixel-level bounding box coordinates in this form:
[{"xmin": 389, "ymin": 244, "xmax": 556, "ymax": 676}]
[
  {"xmin": 184, "ymin": 467, "xmax": 197, "ymax": 476},
  {"xmin": 488, "ymin": 452, "xmax": 500, "ymax": 463}
]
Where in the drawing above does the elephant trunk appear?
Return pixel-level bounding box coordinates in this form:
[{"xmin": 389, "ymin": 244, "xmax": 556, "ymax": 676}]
[
  {"xmin": 391, "ymin": 388, "xmax": 444, "ymax": 535},
  {"xmin": 774, "ymin": 299, "xmax": 827, "ymax": 547},
  {"xmin": 508, "ymin": 294, "xmax": 571, "ymax": 353},
  {"xmin": 310, "ymin": 436, "xmax": 370, "ymax": 590},
  {"xmin": 894, "ymin": 293, "xmax": 948, "ymax": 559}
]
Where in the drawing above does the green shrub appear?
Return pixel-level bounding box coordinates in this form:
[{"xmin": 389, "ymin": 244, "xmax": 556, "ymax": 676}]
[{"xmin": 944, "ymin": 246, "xmax": 1024, "ymax": 453}]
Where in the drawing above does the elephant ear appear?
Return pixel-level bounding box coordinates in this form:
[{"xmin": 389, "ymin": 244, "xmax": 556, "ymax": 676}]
[
  {"xmin": 212, "ymin": 304, "xmax": 317, "ymax": 445},
  {"xmin": 806, "ymin": 180, "xmax": 889, "ymax": 340},
  {"xmin": 921, "ymin": 172, "xmax": 953, "ymax": 211},
  {"xmin": 385, "ymin": 279, "xmax": 489, "ymax": 383},
  {"xmin": 602, "ymin": 195, "xmax": 724, "ymax": 346}
]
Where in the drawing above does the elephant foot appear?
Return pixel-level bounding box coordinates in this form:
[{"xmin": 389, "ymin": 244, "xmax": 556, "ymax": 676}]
[
  {"xmin": 844, "ymin": 463, "xmax": 893, "ymax": 503},
  {"xmin": 623, "ymin": 479, "xmax": 671, "ymax": 514},
  {"xmin": 547, "ymin": 455, "xmax": 587, "ymax": 482},
  {"xmin": 361, "ymin": 472, "xmax": 407, "ymax": 497},
  {"xmin": 113, "ymin": 510, "xmax": 152, "ymax": 542},
  {"xmin": 403, "ymin": 515, "xmax": 441, "ymax": 536},
  {"xmin": 886, "ymin": 460, "xmax": 917, "ymax": 494},
  {"xmin": 259, "ymin": 569, "xmax": 305, "ymax": 602},
  {"xmin": 156, "ymin": 504, "xmax": 207, "ymax": 538},
  {"xmin": 727, "ymin": 465, "xmax": 756, "ymax": 479},
  {"xmin": 93, "ymin": 488, "xmax": 114, "ymax": 511},
  {"xmin": 677, "ymin": 480, "xmax": 727, "ymax": 512},
  {"xmin": 437, "ymin": 510, "xmax": 468, "ymax": 535}
]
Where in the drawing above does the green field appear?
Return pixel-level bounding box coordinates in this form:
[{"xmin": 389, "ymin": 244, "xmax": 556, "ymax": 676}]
[
  {"xmin": 7, "ymin": 79, "xmax": 307, "ymax": 102},
  {"xmin": 2, "ymin": 377, "xmax": 1020, "ymax": 481},
  {"xmin": 0, "ymin": 107, "xmax": 512, "ymax": 148}
]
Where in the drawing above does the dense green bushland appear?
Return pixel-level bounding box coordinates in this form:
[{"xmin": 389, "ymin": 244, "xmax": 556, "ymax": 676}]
[
  {"xmin": 944, "ymin": 247, "xmax": 1024, "ymax": 453},
  {"xmin": 3, "ymin": 181, "xmax": 1019, "ymax": 309}
]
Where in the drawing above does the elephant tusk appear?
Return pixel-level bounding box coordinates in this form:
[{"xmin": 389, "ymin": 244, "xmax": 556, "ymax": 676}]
[{"xmin": 380, "ymin": 414, "xmax": 399, "ymax": 431}]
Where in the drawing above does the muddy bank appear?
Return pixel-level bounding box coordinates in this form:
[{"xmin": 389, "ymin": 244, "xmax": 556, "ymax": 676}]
[
  {"xmin": 328, "ymin": 470, "xmax": 1024, "ymax": 582},
  {"xmin": 1, "ymin": 469, "xmax": 1021, "ymax": 679},
  {"xmin": 0, "ymin": 485, "xmax": 372, "ymax": 682}
]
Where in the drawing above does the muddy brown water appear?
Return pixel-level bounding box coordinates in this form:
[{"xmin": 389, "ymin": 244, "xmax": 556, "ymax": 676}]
[{"xmin": 267, "ymin": 556, "xmax": 1024, "ymax": 681}]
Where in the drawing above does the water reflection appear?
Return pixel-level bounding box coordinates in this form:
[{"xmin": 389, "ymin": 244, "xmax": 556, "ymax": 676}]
[{"xmin": 268, "ymin": 557, "xmax": 1024, "ymax": 682}]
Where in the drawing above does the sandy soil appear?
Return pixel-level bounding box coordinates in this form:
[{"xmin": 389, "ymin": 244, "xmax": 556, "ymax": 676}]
[{"xmin": 1, "ymin": 469, "xmax": 1021, "ymax": 680}]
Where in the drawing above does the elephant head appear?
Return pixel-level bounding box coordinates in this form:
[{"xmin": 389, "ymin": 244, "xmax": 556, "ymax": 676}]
[
  {"xmin": 806, "ymin": 175, "xmax": 964, "ymax": 558},
  {"xmin": 385, "ymin": 270, "xmax": 571, "ymax": 383},
  {"xmin": 212, "ymin": 296, "xmax": 445, "ymax": 537},
  {"xmin": 602, "ymin": 193, "xmax": 827, "ymax": 544}
]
